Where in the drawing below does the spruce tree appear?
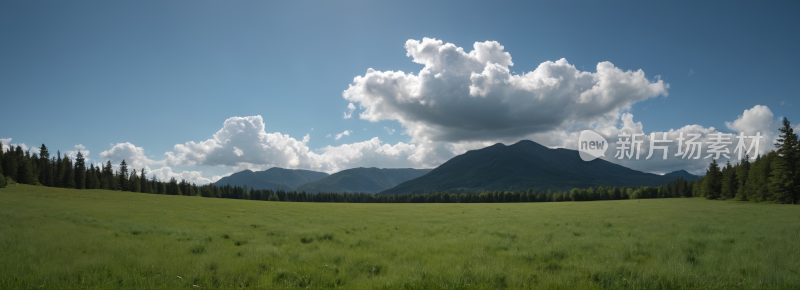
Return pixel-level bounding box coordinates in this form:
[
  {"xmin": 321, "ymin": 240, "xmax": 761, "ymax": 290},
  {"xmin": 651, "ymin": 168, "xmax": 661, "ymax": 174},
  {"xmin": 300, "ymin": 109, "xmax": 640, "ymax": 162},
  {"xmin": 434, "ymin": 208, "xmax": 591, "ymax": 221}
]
[
  {"xmin": 119, "ymin": 160, "xmax": 128, "ymax": 191},
  {"xmin": 721, "ymin": 161, "xmax": 737, "ymax": 199},
  {"xmin": 74, "ymin": 151, "xmax": 86, "ymax": 189},
  {"xmin": 54, "ymin": 151, "xmax": 62, "ymax": 187},
  {"xmin": 16, "ymin": 148, "xmax": 33, "ymax": 185},
  {"xmin": 63, "ymin": 155, "xmax": 74, "ymax": 188},
  {"xmin": 3, "ymin": 146, "xmax": 17, "ymax": 182},
  {"xmin": 736, "ymin": 154, "xmax": 750, "ymax": 200},
  {"xmin": 140, "ymin": 168, "xmax": 148, "ymax": 193},
  {"xmin": 0, "ymin": 141, "xmax": 4, "ymax": 176},
  {"xmin": 703, "ymin": 159, "xmax": 721, "ymax": 199},
  {"xmin": 87, "ymin": 163, "xmax": 95, "ymax": 189},
  {"xmin": 772, "ymin": 118, "xmax": 799, "ymax": 203},
  {"xmin": 39, "ymin": 144, "xmax": 49, "ymax": 185},
  {"xmin": 103, "ymin": 160, "xmax": 113, "ymax": 189}
]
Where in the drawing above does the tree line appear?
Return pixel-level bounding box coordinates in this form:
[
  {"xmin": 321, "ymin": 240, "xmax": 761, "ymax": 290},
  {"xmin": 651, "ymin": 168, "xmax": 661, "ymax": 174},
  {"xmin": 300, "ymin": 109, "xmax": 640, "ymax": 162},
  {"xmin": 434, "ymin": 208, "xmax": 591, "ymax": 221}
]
[
  {"xmin": 0, "ymin": 144, "xmax": 198, "ymax": 195},
  {"xmin": 1, "ymin": 118, "xmax": 797, "ymax": 204},
  {"xmin": 694, "ymin": 118, "xmax": 799, "ymax": 204}
]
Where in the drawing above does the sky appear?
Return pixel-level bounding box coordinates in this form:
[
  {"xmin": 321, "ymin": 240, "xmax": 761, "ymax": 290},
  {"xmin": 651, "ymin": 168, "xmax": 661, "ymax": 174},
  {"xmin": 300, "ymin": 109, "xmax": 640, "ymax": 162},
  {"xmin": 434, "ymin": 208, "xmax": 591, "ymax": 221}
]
[{"xmin": 1, "ymin": 1, "xmax": 798, "ymax": 183}]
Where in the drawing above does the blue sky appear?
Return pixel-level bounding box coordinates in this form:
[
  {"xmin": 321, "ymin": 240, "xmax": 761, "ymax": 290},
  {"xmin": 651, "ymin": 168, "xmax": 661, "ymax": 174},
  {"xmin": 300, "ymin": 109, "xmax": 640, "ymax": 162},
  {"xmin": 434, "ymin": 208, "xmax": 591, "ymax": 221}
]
[{"xmin": 1, "ymin": 1, "xmax": 798, "ymax": 182}]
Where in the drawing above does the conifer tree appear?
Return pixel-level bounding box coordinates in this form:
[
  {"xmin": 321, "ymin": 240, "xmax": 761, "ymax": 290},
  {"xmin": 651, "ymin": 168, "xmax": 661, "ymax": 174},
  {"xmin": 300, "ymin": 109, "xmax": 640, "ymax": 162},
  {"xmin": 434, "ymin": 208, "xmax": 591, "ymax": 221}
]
[
  {"xmin": 703, "ymin": 159, "xmax": 722, "ymax": 199},
  {"xmin": 16, "ymin": 147, "xmax": 33, "ymax": 184},
  {"xmin": 3, "ymin": 146, "xmax": 17, "ymax": 182},
  {"xmin": 39, "ymin": 144, "xmax": 49, "ymax": 185},
  {"xmin": 54, "ymin": 151, "xmax": 62, "ymax": 187},
  {"xmin": 103, "ymin": 160, "xmax": 113, "ymax": 189},
  {"xmin": 130, "ymin": 169, "xmax": 140, "ymax": 192},
  {"xmin": 119, "ymin": 160, "xmax": 128, "ymax": 191},
  {"xmin": 63, "ymin": 155, "xmax": 74, "ymax": 188},
  {"xmin": 771, "ymin": 118, "xmax": 799, "ymax": 203},
  {"xmin": 140, "ymin": 168, "xmax": 148, "ymax": 193},
  {"xmin": 721, "ymin": 160, "xmax": 738, "ymax": 199},
  {"xmin": 74, "ymin": 151, "xmax": 86, "ymax": 189},
  {"xmin": 736, "ymin": 154, "xmax": 750, "ymax": 200},
  {"xmin": 0, "ymin": 141, "xmax": 4, "ymax": 176}
]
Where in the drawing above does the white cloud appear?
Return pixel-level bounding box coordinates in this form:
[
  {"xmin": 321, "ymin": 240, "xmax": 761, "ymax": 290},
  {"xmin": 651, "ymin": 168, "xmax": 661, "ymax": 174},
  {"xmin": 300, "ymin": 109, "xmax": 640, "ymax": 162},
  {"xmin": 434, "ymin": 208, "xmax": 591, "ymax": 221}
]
[
  {"xmin": 164, "ymin": 115, "xmax": 423, "ymax": 173},
  {"xmin": 335, "ymin": 130, "xmax": 351, "ymax": 140},
  {"xmin": 232, "ymin": 147, "xmax": 244, "ymax": 157},
  {"xmin": 2, "ymin": 141, "xmax": 40, "ymax": 155},
  {"xmin": 342, "ymin": 38, "xmax": 669, "ymax": 144},
  {"xmin": 0, "ymin": 138, "xmax": 10, "ymax": 152},
  {"xmin": 523, "ymin": 105, "xmax": 782, "ymax": 175},
  {"xmin": 74, "ymin": 144, "xmax": 86, "ymax": 150},
  {"xmin": 343, "ymin": 102, "xmax": 356, "ymax": 119},
  {"xmin": 325, "ymin": 134, "xmax": 331, "ymax": 138},
  {"xmin": 384, "ymin": 127, "xmax": 396, "ymax": 135},
  {"xmin": 149, "ymin": 166, "xmax": 213, "ymax": 185},
  {"xmin": 99, "ymin": 142, "xmax": 160, "ymax": 170}
]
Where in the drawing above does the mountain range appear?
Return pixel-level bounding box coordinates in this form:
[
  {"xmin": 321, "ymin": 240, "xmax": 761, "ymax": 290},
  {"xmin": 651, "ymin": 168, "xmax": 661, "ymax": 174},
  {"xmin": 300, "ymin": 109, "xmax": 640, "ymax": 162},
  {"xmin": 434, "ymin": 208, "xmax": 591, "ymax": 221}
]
[
  {"xmin": 213, "ymin": 167, "xmax": 328, "ymax": 191},
  {"xmin": 381, "ymin": 140, "xmax": 693, "ymax": 194},
  {"xmin": 296, "ymin": 167, "xmax": 432, "ymax": 193},
  {"xmin": 213, "ymin": 140, "xmax": 696, "ymax": 194}
]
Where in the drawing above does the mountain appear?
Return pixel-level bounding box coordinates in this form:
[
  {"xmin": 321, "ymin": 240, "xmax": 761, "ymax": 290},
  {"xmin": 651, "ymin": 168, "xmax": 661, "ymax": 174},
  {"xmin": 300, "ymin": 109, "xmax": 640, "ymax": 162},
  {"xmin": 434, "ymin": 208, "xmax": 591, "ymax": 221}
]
[
  {"xmin": 663, "ymin": 169, "xmax": 700, "ymax": 181},
  {"xmin": 381, "ymin": 140, "xmax": 690, "ymax": 194},
  {"xmin": 295, "ymin": 167, "xmax": 433, "ymax": 193},
  {"xmin": 213, "ymin": 168, "xmax": 329, "ymax": 191}
]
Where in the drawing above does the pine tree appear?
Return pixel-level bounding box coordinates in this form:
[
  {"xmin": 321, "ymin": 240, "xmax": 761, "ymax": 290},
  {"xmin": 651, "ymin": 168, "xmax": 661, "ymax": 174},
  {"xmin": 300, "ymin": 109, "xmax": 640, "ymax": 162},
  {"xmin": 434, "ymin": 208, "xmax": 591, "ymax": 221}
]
[
  {"xmin": 103, "ymin": 160, "xmax": 113, "ymax": 189},
  {"xmin": 74, "ymin": 151, "xmax": 86, "ymax": 189},
  {"xmin": 87, "ymin": 163, "xmax": 95, "ymax": 189},
  {"xmin": 703, "ymin": 159, "xmax": 722, "ymax": 199},
  {"xmin": 3, "ymin": 146, "xmax": 17, "ymax": 182},
  {"xmin": 772, "ymin": 118, "xmax": 799, "ymax": 204},
  {"xmin": 140, "ymin": 168, "xmax": 148, "ymax": 193},
  {"xmin": 721, "ymin": 160, "xmax": 738, "ymax": 199},
  {"xmin": 119, "ymin": 160, "xmax": 128, "ymax": 191},
  {"xmin": 0, "ymin": 140, "xmax": 4, "ymax": 176},
  {"xmin": 63, "ymin": 155, "xmax": 74, "ymax": 188},
  {"xmin": 54, "ymin": 151, "xmax": 62, "ymax": 187},
  {"xmin": 38, "ymin": 144, "xmax": 49, "ymax": 185},
  {"xmin": 736, "ymin": 154, "xmax": 750, "ymax": 200},
  {"xmin": 16, "ymin": 147, "xmax": 33, "ymax": 185},
  {"xmin": 130, "ymin": 169, "xmax": 140, "ymax": 192}
]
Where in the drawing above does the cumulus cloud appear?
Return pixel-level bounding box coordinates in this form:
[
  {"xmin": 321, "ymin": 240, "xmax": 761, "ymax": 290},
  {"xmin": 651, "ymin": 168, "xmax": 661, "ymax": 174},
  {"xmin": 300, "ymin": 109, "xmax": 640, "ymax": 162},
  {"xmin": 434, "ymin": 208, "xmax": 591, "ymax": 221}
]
[
  {"xmin": 335, "ymin": 130, "xmax": 352, "ymax": 140},
  {"xmin": 149, "ymin": 166, "xmax": 213, "ymax": 184},
  {"xmin": 233, "ymin": 147, "xmax": 244, "ymax": 157},
  {"xmin": 533, "ymin": 105, "xmax": 782, "ymax": 175},
  {"xmin": 342, "ymin": 38, "xmax": 669, "ymax": 144},
  {"xmin": 1, "ymin": 140, "xmax": 40, "ymax": 155},
  {"xmin": 343, "ymin": 103, "xmax": 356, "ymax": 119},
  {"xmin": 164, "ymin": 115, "xmax": 423, "ymax": 173},
  {"xmin": 99, "ymin": 142, "xmax": 159, "ymax": 170},
  {"xmin": 384, "ymin": 127, "xmax": 396, "ymax": 135},
  {"xmin": 0, "ymin": 138, "xmax": 11, "ymax": 152},
  {"xmin": 326, "ymin": 134, "xmax": 331, "ymax": 138},
  {"xmin": 74, "ymin": 144, "xmax": 86, "ymax": 150}
]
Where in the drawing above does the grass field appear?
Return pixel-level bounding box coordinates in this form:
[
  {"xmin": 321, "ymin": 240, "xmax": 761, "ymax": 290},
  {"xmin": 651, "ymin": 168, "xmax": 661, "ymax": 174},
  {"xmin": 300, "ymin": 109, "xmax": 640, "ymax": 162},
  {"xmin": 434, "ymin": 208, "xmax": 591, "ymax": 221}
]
[{"xmin": 1, "ymin": 185, "xmax": 799, "ymax": 289}]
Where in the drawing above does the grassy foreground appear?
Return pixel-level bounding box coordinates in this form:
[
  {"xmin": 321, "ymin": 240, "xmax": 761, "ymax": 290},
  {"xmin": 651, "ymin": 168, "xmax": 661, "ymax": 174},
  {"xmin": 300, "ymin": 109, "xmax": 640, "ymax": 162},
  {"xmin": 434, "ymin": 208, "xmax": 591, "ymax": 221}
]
[{"xmin": 1, "ymin": 185, "xmax": 799, "ymax": 289}]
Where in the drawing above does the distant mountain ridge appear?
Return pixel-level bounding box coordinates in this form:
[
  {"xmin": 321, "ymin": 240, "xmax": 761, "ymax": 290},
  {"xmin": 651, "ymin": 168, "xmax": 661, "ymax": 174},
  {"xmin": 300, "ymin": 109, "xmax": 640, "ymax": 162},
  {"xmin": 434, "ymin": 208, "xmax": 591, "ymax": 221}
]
[
  {"xmin": 663, "ymin": 169, "xmax": 701, "ymax": 181},
  {"xmin": 381, "ymin": 140, "xmax": 692, "ymax": 195},
  {"xmin": 296, "ymin": 167, "xmax": 433, "ymax": 193},
  {"xmin": 213, "ymin": 168, "xmax": 328, "ymax": 191}
]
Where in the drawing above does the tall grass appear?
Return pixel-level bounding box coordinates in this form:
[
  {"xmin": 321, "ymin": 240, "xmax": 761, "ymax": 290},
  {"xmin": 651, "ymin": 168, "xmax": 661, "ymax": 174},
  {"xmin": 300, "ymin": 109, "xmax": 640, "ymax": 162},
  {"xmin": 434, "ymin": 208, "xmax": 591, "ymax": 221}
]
[{"xmin": 0, "ymin": 184, "xmax": 798, "ymax": 289}]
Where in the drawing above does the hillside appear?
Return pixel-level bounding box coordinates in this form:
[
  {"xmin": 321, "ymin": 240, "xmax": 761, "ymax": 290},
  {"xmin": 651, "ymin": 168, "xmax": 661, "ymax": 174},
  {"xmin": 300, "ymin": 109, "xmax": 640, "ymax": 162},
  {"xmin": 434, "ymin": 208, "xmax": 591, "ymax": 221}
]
[
  {"xmin": 381, "ymin": 140, "xmax": 686, "ymax": 194},
  {"xmin": 663, "ymin": 169, "xmax": 701, "ymax": 181},
  {"xmin": 213, "ymin": 167, "xmax": 328, "ymax": 190},
  {"xmin": 295, "ymin": 167, "xmax": 432, "ymax": 193}
]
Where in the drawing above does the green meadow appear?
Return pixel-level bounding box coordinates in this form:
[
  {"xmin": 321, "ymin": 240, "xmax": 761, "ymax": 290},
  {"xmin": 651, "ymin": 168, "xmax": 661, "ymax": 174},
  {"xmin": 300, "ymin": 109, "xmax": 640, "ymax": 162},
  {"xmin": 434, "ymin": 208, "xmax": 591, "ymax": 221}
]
[{"xmin": 1, "ymin": 185, "xmax": 799, "ymax": 289}]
